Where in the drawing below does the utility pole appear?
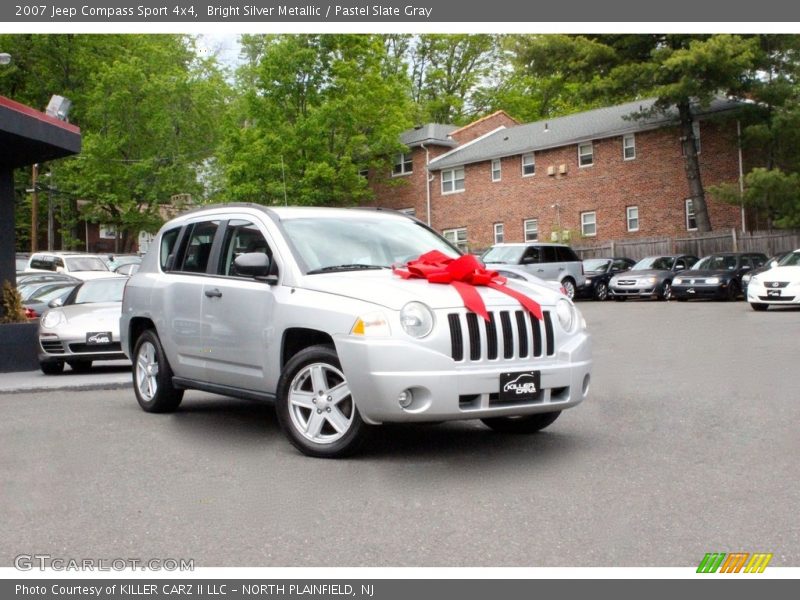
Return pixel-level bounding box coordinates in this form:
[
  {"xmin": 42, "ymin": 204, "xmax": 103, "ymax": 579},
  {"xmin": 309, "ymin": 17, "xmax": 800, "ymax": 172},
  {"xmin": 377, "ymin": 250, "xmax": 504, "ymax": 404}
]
[{"xmin": 31, "ymin": 163, "xmax": 39, "ymax": 252}]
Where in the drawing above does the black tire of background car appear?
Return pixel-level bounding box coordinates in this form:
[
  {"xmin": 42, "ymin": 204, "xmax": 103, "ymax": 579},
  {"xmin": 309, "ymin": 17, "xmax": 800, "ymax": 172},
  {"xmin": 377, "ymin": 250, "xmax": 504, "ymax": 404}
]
[
  {"xmin": 275, "ymin": 344, "xmax": 369, "ymax": 458},
  {"xmin": 481, "ymin": 410, "xmax": 562, "ymax": 433},
  {"xmin": 750, "ymin": 303, "xmax": 769, "ymax": 311},
  {"xmin": 594, "ymin": 282, "xmax": 608, "ymax": 301},
  {"xmin": 132, "ymin": 329, "xmax": 184, "ymax": 413},
  {"xmin": 39, "ymin": 360, "xmax": 64, "ymax": 375},
  {"xmin": 726, "ymin": 281, "xmax": 740, "ymax": 301},
  {"xmin": 561, "ymin": 277, "xmax": 576, "ymax": 299},
  {"xmin": 67, "ymin": 360, "xmax": 93, "ymax": 373},
  {"xmin": 614, "ymin": 296, "xmax": 627, "ymax": 302}
]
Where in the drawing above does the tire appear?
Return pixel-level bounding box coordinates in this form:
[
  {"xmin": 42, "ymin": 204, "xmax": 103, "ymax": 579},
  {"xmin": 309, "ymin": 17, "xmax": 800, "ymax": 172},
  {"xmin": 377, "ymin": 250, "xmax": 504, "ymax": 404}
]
[
  {"xmin": 750, "ymin": 302, "xmax": 769, "ymax": 312},
  {"xmin": 67, "ymin": 360, "xmax": 93, "ymax": 373},
  {"xmin": 614, "ymin": 296, "xmax": 627, "ymax": 302},
  {"xmin": 40, "ymin": 361, "xmax": 64, "ymax": 375},
  {"xmin": 660, "ymin": 281, "xmax": 672, "ymax": 301},
  {"xmin": 276, "ymin": 345, "xmax": 368, "ymax": 458},
  {"xmin": 594, "ymin": 281, "xmax": 609, "ymax": 301},
  {"xmin": 726, "ymin": 281, "xmax": 740, "ymax": 301},
  {"xmin": 132, "ymin": 329, "xmax": 183, "ymax": 413},
  {"xmin": 481, "ymin": 411, "xmax": 562, "ymax": 434},
  {"xmin": 561, "ymin": 277, "xmax": 576, "ymax": 299}
]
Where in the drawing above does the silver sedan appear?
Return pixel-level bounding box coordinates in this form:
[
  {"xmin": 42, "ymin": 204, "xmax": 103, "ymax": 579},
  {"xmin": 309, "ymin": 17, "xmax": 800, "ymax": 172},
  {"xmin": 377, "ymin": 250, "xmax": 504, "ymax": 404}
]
[{"xmin": 38, "ymin": 277, "xmax": 128, "ymax": 374}]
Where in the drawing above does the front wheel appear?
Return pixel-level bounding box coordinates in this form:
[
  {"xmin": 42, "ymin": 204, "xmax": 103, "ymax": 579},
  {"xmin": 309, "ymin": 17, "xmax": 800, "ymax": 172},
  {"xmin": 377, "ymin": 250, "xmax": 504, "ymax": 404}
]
[
  {"xmin": 481, "ymin": 411, "xmax": 561, "ymax": 433},
  {"xmin": 276, "ymin": 345, "xmax": 368, "ymax": 458},
  {"xmin": 750, "ymin": 302, "xmax": 769, "ymax": 312},
  {"xmin": 561, "ymin": 278, "xmax": 576, "ymax": 300},
  {"xmin": 40, "ymin": 361, "xmax": 64, "ymax": 375},
  {"xmin": 132, "ymin": 329, "xmax": 183, "ymax": 413},
  {"xmin": 660, "ymin": 281, "xmax": 672, "ymax": 301},
  {"xmin": 594, "ymin": 281, "xmax": 609, "ymax": 301},
  {"xmin": 726, "ymin": 281, "xmax": 741, "ymax": 301}
]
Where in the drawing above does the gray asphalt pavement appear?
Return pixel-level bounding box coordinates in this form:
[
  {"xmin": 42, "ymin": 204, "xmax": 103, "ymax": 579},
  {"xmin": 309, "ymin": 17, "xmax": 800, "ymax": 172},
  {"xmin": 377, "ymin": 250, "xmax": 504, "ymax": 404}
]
[{"xmin": 1, "ymin": 301, "xmax": 798, "ymax": 567}]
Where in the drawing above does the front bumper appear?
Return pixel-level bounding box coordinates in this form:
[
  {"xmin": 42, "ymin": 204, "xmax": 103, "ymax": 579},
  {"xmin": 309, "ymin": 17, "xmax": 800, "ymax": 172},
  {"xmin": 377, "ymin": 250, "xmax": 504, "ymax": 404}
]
[
  {"xmin": 747, "ymin": 283, "xmax": 800, "ymax": 305},
  {"xmin": 334, "ymin": 330, "xmax": 591, "ymax": 425},
  {"xmin": 609, "ymin": 283, "xmax": 659, "ymax": 298},
  {"xmin": 39, "ymin": 333, "xmax": 126, "ymax": 363},
  {"xmin": 671, "ymin": 283, "xmax": 727, "ymax": 299}
]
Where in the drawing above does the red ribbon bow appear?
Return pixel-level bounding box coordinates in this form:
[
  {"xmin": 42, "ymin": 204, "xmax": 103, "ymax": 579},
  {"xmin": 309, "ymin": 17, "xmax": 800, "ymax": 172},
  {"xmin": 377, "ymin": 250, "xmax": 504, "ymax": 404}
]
[{"xmin": 393, "ymin": 250, "xmax": 543, "ymax": 322}]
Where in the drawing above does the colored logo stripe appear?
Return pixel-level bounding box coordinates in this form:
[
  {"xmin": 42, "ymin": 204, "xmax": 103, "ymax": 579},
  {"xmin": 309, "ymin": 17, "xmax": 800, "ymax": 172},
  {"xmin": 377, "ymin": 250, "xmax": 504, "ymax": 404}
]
[
  {"xmin": 697, "ymin": 553, "xmax": 726, "ymax": 573},
  {"xmin": 697, "ymin": 552, "xmax": 773, "ymax": 573},
  {"xmin": 744, "ymin": 553, "xmax": 773, "ymax": 573},
  {"xmin": 720, "ymin": 553, "xmax": 749, "ymax": 573}
]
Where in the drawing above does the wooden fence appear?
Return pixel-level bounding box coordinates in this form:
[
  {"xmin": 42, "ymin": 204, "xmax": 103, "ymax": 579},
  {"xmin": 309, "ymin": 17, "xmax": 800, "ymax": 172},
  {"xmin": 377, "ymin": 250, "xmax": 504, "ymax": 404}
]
[{"xmin": 573, "ymin": 229, "xmax": 800, "ymax": 260}]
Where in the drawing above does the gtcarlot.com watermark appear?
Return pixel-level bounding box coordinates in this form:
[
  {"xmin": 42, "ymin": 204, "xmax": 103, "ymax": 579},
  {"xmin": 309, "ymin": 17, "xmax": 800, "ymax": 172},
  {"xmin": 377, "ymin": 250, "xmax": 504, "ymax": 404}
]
[{"xmin": 14, "ymin": 554, "xmax": 194, "ymax": 572}]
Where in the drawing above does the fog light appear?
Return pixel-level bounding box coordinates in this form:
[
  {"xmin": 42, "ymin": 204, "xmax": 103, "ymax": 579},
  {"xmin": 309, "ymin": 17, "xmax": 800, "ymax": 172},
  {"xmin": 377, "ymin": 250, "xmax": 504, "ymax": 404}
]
[{"xmin": 398, "ymin": 389, "xmax": 413, "ymax": 409}]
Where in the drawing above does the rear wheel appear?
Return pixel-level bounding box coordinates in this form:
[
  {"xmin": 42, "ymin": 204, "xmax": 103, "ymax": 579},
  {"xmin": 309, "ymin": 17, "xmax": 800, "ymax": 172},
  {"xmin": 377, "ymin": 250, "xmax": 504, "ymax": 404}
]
[
  {"xmin": 750, "ymin": 302, "xmax": 769, "ymax": 312},
  {"xmin": 67, "ymin": 360, "xmax": 93, "ymax": 373},
  {"xmin": 594, "ymin": 281, "xmax": 609, "ymax": 301},
  {"xmin": 481, "ymin": 411, "xmax": 561, "ymax": 433},
  {"xmin": 276, "ymin": 345, "xmax": 368, "ymax": 458},
  {"xmin": 40, "ymin": 361, "xmax": 64, "ymax": 375},
  {"xmin": 132, "ymin": 329, "xmax": 183, "ymax": 413}
]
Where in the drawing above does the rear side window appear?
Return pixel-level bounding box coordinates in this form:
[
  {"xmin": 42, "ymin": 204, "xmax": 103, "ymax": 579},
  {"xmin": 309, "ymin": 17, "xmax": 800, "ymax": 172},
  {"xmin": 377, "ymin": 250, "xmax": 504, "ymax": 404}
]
[
  {"xmin": 540, "ymin": 246, "xmax": 558, "ymax": 263},
  {"xmin": 29, "ymin": 256, "xmax": 57, "ymax": 271},
  {"xmin": 177, "ymin": 221, "xmax": 219, "ymax": 273},
  {"xmin": 159, "ymin": 228, "xmax": 181, "ymax": 271},
  {"xmin": 556, "ymin": 247, "xmax": 579, "ymax": 262}
]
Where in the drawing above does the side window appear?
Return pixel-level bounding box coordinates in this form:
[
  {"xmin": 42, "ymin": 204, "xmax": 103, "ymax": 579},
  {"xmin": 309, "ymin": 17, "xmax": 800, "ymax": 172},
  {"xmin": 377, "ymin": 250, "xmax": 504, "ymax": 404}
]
[
  {"xmin": 612, "ymin": 259, "xmax": 630, "ymax": 271},
  {"xmin": 521, "ymin": 246, "xmax": 540, "ymax": 264},
  {"xmin": 178, "ymin": 221, "xmax": 219, "ymax": 274},
  {"xmin": 159, "ymin": 228, "xmax": 181, "ymax": 271},
  {"xmin": 218, "ymin": 220, "xmax": 272, "ymax": 277},
  {"xmin": 540, "ymin": 246, "xmax": 558, "ymax": 263},
  {"xmin": 556, "ymin": 247, "xmax": 579, "ymax": 262}
]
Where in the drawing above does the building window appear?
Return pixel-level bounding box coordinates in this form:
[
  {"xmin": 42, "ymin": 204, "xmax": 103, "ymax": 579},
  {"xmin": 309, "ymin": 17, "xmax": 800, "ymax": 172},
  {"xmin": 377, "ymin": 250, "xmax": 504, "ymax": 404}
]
[
  {"xmin": 441, "ymin": 167, "xmax": 465, "ymax": 194},
  {"xmin": 524, "ymin": 219, "xmax": 538, "ymax": 242},
  {"xmin": 399, "ymin": 207, "xmax": 416, "ymax": 217},
  {"xmin": 491, "ymin": 159, "xmax": 501, "ymax": 182},
  {"xmin": 623, "ymin": 134, "xmax": 636, "ymax": 160},
  {"xmin": 578, "ymin": 142, "xmax": 593, "ymax": 167},
  {"xmin": 99, "ymin": 225, "xmax": 116, "ymax": 240},
  {"xmin": 626, "ymin": 206, "xmax": 639, "ymax": 232},
  {"xmin": 685, "ymin": 199, "xmax": 697, "ymax": 231},
  {"xmin": 581, "ymin": 211, "xmax": 597, "ymax": 237},
  {"xmin": 443, "ymin": 227, "xmax": 468, "ymax": 252},
  {"xmin": 521, "ymin": 153, "xmax": 535, "ymax": 176},
  {"xmin": 494, "ymin": 223, "xmax": 504, "ymax": 244},
  {"xmin": 393, "ymin": 152, "xmax": 413, "ymax": 176}
]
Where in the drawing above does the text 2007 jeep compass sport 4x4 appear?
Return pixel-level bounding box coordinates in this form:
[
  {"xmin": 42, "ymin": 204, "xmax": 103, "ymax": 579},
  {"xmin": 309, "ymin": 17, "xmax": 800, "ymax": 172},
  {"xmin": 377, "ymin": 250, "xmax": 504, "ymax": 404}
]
[{"xmin": 121, "ymin": 205, "xmax": 592, "ymax": 457}]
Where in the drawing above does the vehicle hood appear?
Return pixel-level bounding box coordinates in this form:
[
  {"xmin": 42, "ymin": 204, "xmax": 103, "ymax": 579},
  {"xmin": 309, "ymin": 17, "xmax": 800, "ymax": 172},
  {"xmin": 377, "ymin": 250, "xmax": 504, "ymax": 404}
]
[
  {"xmin": 755, "ymin": 265, "xmax": 800, "ymax": 281},
  {"xmin": 55, "ymin": 302, "xmax": 122, "ymax": 332},
  {"xmin": 613, "ymin": 269, "xmax": 670, "ymax": 278},
  {"xmin": 298, "ymin": 269, "xmax": 561, "ymax": 311},
  {"xmin": 70, "ymin": 271, "xmax": 121, "ymax": 281}
]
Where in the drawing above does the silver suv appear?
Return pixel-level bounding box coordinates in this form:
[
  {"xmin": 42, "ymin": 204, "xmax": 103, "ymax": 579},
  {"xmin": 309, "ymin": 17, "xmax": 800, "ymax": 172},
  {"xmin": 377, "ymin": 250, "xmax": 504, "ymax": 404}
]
[
  {"xmin": 482, "ymin": 243, "xmax": 586, "ymax": 299},
  {"xmin": 121, "ymin": 205, "xmax": 592, "ymax": 457}
]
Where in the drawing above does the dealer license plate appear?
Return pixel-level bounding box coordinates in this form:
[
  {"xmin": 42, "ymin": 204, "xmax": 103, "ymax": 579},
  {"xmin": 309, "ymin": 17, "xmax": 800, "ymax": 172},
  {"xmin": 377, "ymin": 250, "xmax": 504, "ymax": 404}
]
[
  {"xmin": 499, "ymin": 370, "xmax": 542, "ymax": 403},
  {"xmin": 86, "ymin": 331, "xmax": 113, "ymax": 345},
  {"xmin": 767, "ymin": 290, "xmax": 782, "ymax": 298}
]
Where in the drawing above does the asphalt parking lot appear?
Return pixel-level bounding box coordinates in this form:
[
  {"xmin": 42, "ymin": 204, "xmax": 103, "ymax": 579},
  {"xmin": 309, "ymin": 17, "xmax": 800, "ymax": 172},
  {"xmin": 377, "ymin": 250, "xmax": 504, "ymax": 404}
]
[{"xmin": 1, "ymin": 300, "xmax": 798, "ymax": 567}]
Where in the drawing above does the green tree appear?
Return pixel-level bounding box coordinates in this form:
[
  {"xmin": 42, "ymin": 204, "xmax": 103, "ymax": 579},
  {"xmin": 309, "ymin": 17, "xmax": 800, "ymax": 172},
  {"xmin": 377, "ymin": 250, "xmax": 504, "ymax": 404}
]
[{"xmin": 221, "ymin": 34, "xmax": 412, "ymax": 206}]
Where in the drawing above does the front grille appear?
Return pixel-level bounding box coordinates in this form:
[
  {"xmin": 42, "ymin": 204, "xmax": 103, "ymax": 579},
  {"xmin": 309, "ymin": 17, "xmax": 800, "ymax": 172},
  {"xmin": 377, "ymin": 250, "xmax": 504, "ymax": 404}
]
[
  {"xmin": 447, "ymin": 309, "xmax": 555, "ymax": 362},
  {"xmin": 68, "ymin": 342, "xmax": 122, "ymax": 354},
  {"xmin": 616, "ymin": 279, "xmax": 637, "ymax": 286},
  {"xmin": 759, "ymin": 295, "xmax": 795, "ymax": 302},
  {"xmin": 764, "ymin": 281, "xmax": 790, "ymax": 288},
  {"xmin": 40, "ymin": 339, "xmax": 65, "ymax": 354}
]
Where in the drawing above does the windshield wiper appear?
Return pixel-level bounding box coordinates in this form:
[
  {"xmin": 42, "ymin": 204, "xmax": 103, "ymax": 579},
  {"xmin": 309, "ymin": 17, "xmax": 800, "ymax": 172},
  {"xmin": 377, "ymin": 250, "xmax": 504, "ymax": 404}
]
[{"xmin": 306, "ymin": 264, "xmax": 389, "ymax": 275}]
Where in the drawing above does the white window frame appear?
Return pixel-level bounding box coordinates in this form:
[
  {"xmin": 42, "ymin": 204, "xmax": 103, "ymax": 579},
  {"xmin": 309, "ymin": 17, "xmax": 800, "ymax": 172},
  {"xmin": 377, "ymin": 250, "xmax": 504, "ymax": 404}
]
[
  {"xmin": 578, "ymin": 142, "xmax": 594, "ymax": 167},
  {"xmin": 524, "ymin": 218, "xmax": 539, "ymax": 242},
  {"xmin": 494, "ymin": 222, "xmax": 504, "ymax": 244},
  {"xmin": 623, "ymin": 134, "xmax": 636, "ymax": 160},
  {"xmin": 443, "ymin": 227, "xmax": 468, "ymax": 252},
  {"xmin": 685, "ymin": 199, "xmax": 698, "ymax": 231},
  {"xmin": 491, "ymin": 159, "xmax": 501, "ymax": 182},
  {"xmin": 626, "ymin": 206, "xmax": 639, "ymax": 232},
  {"xmin": 441, "ymin": 167, "xmax": 465, "ymax": 195},
  {"xmin": 521, "ymin": 153, "xmax": 535, "ymax": 177},
  {"xmin": 392, "ymin": 152, "xmax": 413, "ymax": 177},
  {"xmin": 581, "ymin": 211, "xmax": 597, "ymax": 237}
]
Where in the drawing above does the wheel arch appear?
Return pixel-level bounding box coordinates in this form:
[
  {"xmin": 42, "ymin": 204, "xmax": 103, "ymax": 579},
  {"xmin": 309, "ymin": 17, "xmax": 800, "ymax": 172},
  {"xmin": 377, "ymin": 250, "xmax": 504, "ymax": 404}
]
[
  {"xmin": 281, "ymin": 328, "xmax": 335, "ymax": 369},
  {"xmin": 128, "ymin": 316, "xmax": 157, "ymax": 356}
]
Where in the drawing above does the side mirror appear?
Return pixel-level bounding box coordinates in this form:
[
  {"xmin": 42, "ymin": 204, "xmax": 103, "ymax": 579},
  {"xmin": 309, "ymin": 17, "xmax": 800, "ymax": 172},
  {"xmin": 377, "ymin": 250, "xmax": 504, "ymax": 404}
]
[
  {"xmin": 234, "ymin": 252, "xmax": 277, "ymax": 283},
  {"xmin": 48, "ymin": 298, "xmax": 64, "ymax": 308}
]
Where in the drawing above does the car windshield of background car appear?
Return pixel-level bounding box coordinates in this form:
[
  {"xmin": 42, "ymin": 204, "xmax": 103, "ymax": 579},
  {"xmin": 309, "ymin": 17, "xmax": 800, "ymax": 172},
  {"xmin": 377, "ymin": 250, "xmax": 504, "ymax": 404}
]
[
  {"xmin": 583, "ymin": 258, "xmax": 611, "ymax": 272},
  {"xmin": 695, "ymin": 255, "xmax": 737, "ymax": 271},
  {"xmin": 65, "ymin": 256, "xmax": 110, "ymax": 272},
  {"xmin": 73, "ymin": 278, "xmax": 127, "ymax": 304},
  {"xmin": 633, "ymin": 256, "xmax": 675, "ymax": 270},
  {"xmin": 481, "ymin": 245, "xmax": 526, "ymax": 264},
  {"xmin": 777, "ymin": 251, "xmax": 800, "ymax": 267},
  {"xmin": 281, "ymin": 217, "xmax": 459, "ymax": 273}
]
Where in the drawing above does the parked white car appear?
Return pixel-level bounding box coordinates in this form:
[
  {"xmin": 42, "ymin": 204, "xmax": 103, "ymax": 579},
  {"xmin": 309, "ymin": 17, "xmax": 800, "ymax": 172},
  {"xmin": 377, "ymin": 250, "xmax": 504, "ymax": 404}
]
[
  {"xmin": 121, "ymin": 205, "xmax": 592, "ymax": 457},
  {"xmin": 26, "ymin": 252, "xmax": 114, "ymax": 280},
  {"xmin": 747, "ymin": 249, "xmax": 800, "ymax": 311}
]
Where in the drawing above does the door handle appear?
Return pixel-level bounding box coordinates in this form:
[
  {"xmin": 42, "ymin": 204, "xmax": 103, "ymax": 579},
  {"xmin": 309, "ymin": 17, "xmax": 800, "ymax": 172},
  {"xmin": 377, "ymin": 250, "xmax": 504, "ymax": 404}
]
[{"xmin": 204, "ymin": 288, "xmax": 222, "ymax": 298}]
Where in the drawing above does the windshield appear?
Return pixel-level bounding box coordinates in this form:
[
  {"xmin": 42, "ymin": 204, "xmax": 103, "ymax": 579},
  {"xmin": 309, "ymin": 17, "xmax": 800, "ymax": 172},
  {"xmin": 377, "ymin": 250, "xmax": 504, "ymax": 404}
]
[
  {"xmin": 71, "ymin": 278, "xmax": 126, "ymax": 304},
  {"xmin": 632, "ymin": 256, "xmax": 675, "ymax": 271},
  {"xmin": 583, "ymin": 259, "xmax": 611, "ymax": 272},
  {"xmin": 281, "ymin": 217, "xmax": 459, "ymax": 273},
  {"xmin": 694, "ymin": 255, "xmax": 738, "ymax": 271},
  {"xmin": 778, "ymin": 251, "xmax": 800, "ymax": 267},
  {"xmin": 65, "ymin": 256, "xmax": 109, "ymax": 272},
  {"xmin": 481, "ymin": 246, "xmax": 525, "ymax": 264}
]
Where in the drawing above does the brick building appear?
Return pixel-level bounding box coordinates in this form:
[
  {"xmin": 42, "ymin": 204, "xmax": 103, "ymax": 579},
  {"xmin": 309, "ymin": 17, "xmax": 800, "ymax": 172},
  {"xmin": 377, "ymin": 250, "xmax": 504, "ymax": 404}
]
[{"xmin": 365, "ymin": 98, "xmax": 745, "ymax": 253}]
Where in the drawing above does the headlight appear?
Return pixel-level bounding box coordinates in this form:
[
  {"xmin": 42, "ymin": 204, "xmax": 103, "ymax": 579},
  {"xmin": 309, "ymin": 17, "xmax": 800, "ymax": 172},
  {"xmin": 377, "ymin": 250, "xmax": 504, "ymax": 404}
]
[
  {"xmin": 706, "ymin": 277, "xmax": 720, "ymax": 284},
  {"xmin": 673, "ymin": 277, "xmax": 683, "ymax": 285},
  {"xmin": 350, "ymin": 311, "xmax": 390, "ymax": 337},
  {"xmin": 400, "ymin": 302, "xmax": 434, "ymax": 338},
  {"xmin": 555, "ymin": 298, "xmax": 577, "ymax": 333},
  {"xmin": 645, "ymin": 277, "xmax": 657, "ymax": 284},
  {"xmin": 41, "ymin": 310, "xmax": 64, "ymax": 329},
  {"xmin": 585, "ymin": 277, "xmax": 593, "ymax": 283}
]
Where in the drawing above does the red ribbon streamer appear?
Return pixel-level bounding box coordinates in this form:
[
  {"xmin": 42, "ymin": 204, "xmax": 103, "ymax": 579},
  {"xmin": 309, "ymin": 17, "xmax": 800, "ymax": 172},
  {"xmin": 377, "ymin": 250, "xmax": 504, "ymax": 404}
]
[{"xmin": 393, "ymin": 250, "xmax": 543, "ymax": 322}]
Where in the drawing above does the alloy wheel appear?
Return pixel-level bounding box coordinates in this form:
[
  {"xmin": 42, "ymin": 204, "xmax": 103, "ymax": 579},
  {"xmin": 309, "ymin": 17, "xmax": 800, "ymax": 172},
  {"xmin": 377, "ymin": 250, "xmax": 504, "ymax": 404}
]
[{"xmin": 287, "ymin": 362, "xmax": 355, "ymax": 445}]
